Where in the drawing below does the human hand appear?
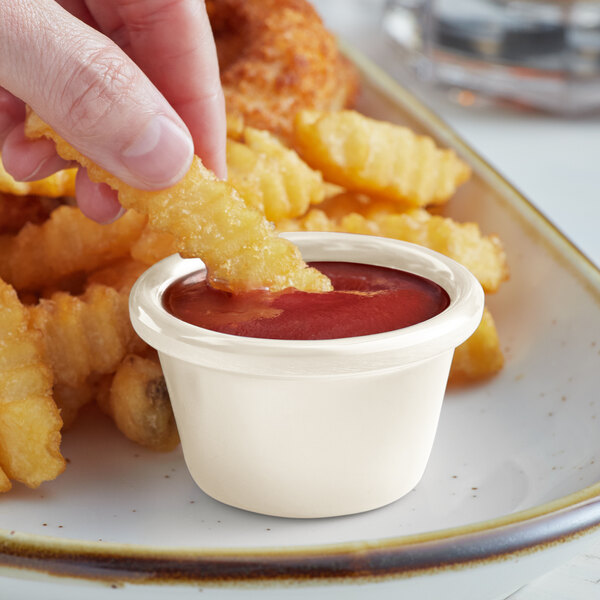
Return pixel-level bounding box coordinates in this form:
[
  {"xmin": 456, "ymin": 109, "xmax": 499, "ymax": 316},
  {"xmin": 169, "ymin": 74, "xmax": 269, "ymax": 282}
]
[{"xmin": 0, "ymin": 0, "xmax": 226, "ymax": 223}]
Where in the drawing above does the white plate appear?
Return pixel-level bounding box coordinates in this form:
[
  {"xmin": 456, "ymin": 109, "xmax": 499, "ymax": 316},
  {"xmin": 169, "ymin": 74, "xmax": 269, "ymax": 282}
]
[{"xmin": 1, "ymin": 46, "xmax": 600, "ymax": 600}]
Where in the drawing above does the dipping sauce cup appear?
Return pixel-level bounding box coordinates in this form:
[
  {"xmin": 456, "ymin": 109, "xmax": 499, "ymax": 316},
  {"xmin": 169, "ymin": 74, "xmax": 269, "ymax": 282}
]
[{"xmin": 129, "ymin": 232, "xmax": 484, "ymax": 518}]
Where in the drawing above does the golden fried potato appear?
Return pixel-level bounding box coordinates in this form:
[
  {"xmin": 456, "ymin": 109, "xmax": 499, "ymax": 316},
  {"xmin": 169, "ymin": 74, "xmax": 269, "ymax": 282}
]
[
  {"xmin": 0, "ymin": 155, "xmax": 76, "ymax": 197},
  {"xmin": 278, "ymin": 205, "xmax": 508, "ymax": 293},
  {"xmin": 226, "ymin": 114, "xmax": 245, "ymax": 141},
  {"xmin": 227, "ymin": 127, "xmax": 325, "ymax": 222},
  {"xmin": 293, "ymin": 110, "xmax": 470, "ymax": 207},
  {"xmin": 342, "ymin": 211, "xmax": 507, "ymax": 293},
  {"xmin": 0, "ymin": 279, "xmax": 65, "ymax": 490},
  {"xmin": 0, "ymin": 205, "xmax": 146, "ymax": 292},
  {"xmin": 276, "ymin": 208, "xmax": 335, "ymax": 233},
  {"xmin": 0, "ymin": 469, "xmax": 10, "ymax": 493},
  {"xmin": 87, "ymin": 258, "xmax": 149, "ymax": 293},
  {"xmin": 98, "ymin": 354, "xmax": 179, "ymax": 452},
  {"xmin": 130, "ymin": 227, "xmax": 177, "ymax": 266},
  {"xmin": 29, "ymin": 284, "xmax": 145, "ymax": 389},
  {"xmin": 450, "ymin": 307, "xmax": 504, "ymax": 381},
  {"xmin": 53, "ymin": 379, "xmax": 97, "ymax": 429},
  {"xmin": 25, "ymin": 112, "xmax": 331, "ymax": 294},
  {"xmin": 318, "ymin": 192, "xmax": 399, "ymax": 222}
]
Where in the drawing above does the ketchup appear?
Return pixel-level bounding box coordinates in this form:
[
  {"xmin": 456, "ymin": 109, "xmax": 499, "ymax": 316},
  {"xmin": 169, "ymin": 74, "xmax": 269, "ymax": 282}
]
[{"xmin": 163, "ymin": 262, "xmax": 449, "ymax": 340}]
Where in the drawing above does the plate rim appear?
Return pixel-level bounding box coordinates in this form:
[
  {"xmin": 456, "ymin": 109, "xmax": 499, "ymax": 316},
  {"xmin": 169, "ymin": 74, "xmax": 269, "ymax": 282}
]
[
  {"xmin": 2, "ymin": 487, "xmax": 600, "ymax": 584},
  {"xmin": 2, "ymin": 44, "xmax": 600, "ymax": 586}
]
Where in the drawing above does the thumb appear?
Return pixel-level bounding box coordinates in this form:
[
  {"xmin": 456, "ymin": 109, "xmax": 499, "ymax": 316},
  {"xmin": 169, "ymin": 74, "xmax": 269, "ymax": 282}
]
[{"xmin": 0, "ymin": 0, "xmax": 193, "ymax": 191}]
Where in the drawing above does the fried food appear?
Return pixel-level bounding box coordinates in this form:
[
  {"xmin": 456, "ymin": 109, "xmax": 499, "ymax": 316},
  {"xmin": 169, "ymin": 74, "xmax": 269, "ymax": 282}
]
[
  {"xmin": 131, "ymin": 127, "xmax": 325, "ymax": 263},
  {"xmin": 278, "ymin": 203, "xmax": 508, "ymax": 293},
  {"xmin": 53, "ymin": 378, "xmax": 97, "ymax": 430},
  {"xmin": 0, "ymin": 205, "xmax": 146, "ymax": 292},
  {"xmin": 0, "ymin": 194, "xmax": 62, "ymax": 234},
  {"xmin": 340, "ymin": 211, "xmax": 507, "ymax": 294},
  {"xmin": 97, "ymin": 354, "xmax": 179, "ymax": 452},
  {"xmin": 130, "ymin": 227, "xmax": 177, "ymax": 266},
  {"xmin": 293, "ymin": 110, "xmax": 471, "ymax": 207},
  {"xmin": 316, "ymin": 192, "xmax": 399, "ymax": 222},
  {"xmin": 450, "ymin": 307, "xmax": 504, "ymax": 382},
  {"xmin": 87, "ymin": 258, "xmax": 149, "ymax": 293},
  {"xmin": 29, "ymin": 284, "xmax": 145, "ymax": 389},
  {"xmin": 227, "ymin": 126, "xmax": 325, "ymax": 222},
  {"xmin": 26, "ymin": 112, "xmax": 331, "ymax": 294},
  {"xmin": 0, "ymin": 279, "xmax": 64, "ymax": 490},
  {"xmin": 0, "ymin": 155, "xmax": 76, "ymax": 197},
  {"xmin": 276, "ymin": 207, "xmax": 335, "ymax": 233},
  {"xmin": 226, "ymin": 114, "xmax": 245, "ymax": 141},
  {"xmin": 207, "ymin": 0, "xmax": 358, "ymax": 142}
]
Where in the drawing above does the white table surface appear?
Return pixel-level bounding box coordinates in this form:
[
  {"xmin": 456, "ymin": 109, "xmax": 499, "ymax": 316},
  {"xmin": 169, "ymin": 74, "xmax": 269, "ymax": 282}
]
[{"xmin": 313, "ymin": 0, "xmax": 600, "ymax": 598}]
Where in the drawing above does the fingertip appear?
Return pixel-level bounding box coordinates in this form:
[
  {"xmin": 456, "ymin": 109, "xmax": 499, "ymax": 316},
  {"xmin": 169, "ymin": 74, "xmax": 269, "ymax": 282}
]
[
  {"xmin": 214, "ymin": 162, "xmax": 228, "ymax": 182},
  {"xmin": 1, "ymin": 123, "xmax": 71, "ymax": 181},
  {"xmin": 119, "ymin": 114, "xmax": 194, "ymax": 190},
  {"xmin": 205, "ymin": 144, "xmax": 227, "ymax": 181},
  {"xmin": 185, "ymin": 90, "xmax": 228, "ymax": 181},
  {"xmin": 75, "ymin": 168, "xmax": 124, "ymax": 224}
]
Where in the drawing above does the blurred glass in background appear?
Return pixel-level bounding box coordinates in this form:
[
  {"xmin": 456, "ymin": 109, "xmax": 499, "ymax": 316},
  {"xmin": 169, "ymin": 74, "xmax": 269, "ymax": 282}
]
[{"xmin": 382, "ymin": 0, "xmax": 600, "ymax": 114}]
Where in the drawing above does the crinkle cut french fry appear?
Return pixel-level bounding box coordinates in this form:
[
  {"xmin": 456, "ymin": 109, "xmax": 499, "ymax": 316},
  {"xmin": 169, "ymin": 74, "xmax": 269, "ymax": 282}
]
[
  {"xmin": 278, "ymin": 206, "xmax": 508, "ymax": 294},
  {"xmin": 293, "ymin": 110, "xmax": 471, "ymax": 207},
  {"xmin": 0, "ymin": 279, "xmax": 64, "ymax": 490},
  {"xmin": 53, "ymin": 379, "xmax": 97, "ymax": 430},
  {"xmin": 25, "ymin": 112, "xmax": 331, "ymax": 294},
  {"xmin": 29, "ymin": 284, "xmax": 146, "ymax": 389},
  {"xmin": 313, "ymin": 192, "xmax": 398, "ymax": 223},
  {"xmin": 86, "ymin": 258, "xmax": 149, "ymax": 293},
  {"xmin": 130, "ymin": 227, "xmax": 177, "ymax": 266},
  {"xmin": 0, "ymin": 205, "xmax": 146, "ymax": 292},
  {"xmin": 276, "ymin": 208, "xmax": 336, "ymax": 233},
  {"xmin": 227, "ymin": 126, "xmax": 324, "ymax": 222},
  {"xmin": 0, "ymin": 469, "xmax": 10, "ymax": 492},
  {"xmin": 341, "ymin": 210, "xmax": 508, "ymax": 293},
  {"xmin": 97, "ymin": 354, "xmax": 180, "ymax": 452},
  {"xmin": 450, "ymin": 307, "xmax": 504, "ymax": 381}
]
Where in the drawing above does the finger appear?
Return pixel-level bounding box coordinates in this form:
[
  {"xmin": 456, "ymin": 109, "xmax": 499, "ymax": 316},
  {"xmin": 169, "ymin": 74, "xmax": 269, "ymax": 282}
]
[
  {"xmin": 0, "ymin": 0, "xmax": 193, "ymax": 191},
  {"xmin": 86, "ymin": 0, "xmax": 227, "ymax": 178},
  {"xmin": 0, "ymin": 88, "xmax": 25, "ymax": 143},
  {"xmin": 1, "ymin": 123, "xmax": 71, "ymax": 181},
  {"xmin": 54, "ymin": 0, "xmax": 96, "ymax": 27},
  {"xmin": 75, "ymin": 167, "xmax": 125, "ymax": 224}
]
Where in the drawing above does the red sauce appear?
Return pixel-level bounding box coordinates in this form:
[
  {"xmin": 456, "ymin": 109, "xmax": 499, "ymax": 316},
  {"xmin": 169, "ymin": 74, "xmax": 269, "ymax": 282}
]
[{"xmin": 163, "ymin": 262, "xmax": 450, "ymax": 340}]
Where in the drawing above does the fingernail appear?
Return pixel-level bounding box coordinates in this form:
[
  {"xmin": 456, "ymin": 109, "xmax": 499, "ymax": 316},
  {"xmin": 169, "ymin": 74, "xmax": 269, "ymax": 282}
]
[
  {"xmin": 19, "ymin": 153, "xmax": 71, "ymax": 182},
  {"xmin": 99, "ymin": 205, "xmax": 126, "ymax": 225},
  {"xmin": 120, "ymin": 115, "xmax": 193, "ymax": 188}
]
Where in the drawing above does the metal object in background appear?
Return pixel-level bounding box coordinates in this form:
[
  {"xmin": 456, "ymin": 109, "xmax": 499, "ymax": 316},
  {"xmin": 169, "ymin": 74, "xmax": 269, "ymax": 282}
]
[{"xmin": 382, "ymin": 0, "xmax": 600, "ymax": 113}]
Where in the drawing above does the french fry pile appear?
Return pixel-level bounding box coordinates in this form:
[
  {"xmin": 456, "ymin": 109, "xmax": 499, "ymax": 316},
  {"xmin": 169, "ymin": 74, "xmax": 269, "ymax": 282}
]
[{"xmin": 0, "ymin": 108, "xmax": 507, "ymax": 492}]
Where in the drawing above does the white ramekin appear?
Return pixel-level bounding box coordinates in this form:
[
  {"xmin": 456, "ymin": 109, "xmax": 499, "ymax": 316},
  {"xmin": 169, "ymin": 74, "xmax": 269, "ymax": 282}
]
[{"xmin": 129, "ymin": 232, "xmax": 484, "ymax": 518}]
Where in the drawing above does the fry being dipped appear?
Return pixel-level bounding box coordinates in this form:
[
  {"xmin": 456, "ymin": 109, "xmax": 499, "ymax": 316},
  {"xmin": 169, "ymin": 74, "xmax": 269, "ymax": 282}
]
[{"xmin": 25, "ymin": 112, "xmax": 331, "ymax": 294}]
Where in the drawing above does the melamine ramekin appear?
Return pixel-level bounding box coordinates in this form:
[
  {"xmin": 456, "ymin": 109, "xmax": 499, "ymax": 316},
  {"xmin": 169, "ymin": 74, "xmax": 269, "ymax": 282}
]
[{"xmin": 129, "ymin": 232, "xmax": 484, "ymax": 518}]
